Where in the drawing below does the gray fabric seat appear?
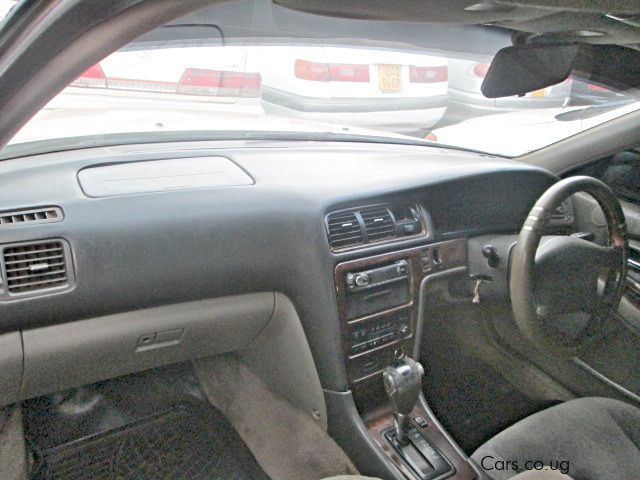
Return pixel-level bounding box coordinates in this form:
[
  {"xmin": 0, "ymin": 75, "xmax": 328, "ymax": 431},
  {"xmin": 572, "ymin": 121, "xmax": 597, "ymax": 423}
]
[{"xmin": 472, "ymin": 397, "xmax": 640, "ymax": 480}]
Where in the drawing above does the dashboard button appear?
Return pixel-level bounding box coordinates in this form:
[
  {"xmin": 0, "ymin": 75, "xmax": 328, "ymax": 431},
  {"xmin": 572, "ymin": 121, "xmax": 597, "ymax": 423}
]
[{"xmin": 403, "ymin": 223, "xmax": 417, "ymax": 234}]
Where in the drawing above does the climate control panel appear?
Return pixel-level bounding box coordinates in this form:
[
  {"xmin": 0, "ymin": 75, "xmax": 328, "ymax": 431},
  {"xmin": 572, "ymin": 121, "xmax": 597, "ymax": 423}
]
[{"xmin": 348, "ymin": 310, "xmax": 411, "ymax": 355}]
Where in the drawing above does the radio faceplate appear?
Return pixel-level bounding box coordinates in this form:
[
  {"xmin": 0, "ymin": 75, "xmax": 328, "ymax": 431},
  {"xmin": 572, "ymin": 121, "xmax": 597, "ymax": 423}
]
[
  {"xmin": 334, "ymin": 238, "xmax": 467, "ymax": 385},
  {"xmin": 346, "ymin": 260, "xmax": 409, "ymax": 292},
  {"xmin": 344, "ymin": 260, "xmax": 410, "ymax": 320}
]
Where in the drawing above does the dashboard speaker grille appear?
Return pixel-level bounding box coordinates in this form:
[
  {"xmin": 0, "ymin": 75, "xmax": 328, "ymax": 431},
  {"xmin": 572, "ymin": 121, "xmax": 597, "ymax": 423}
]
[
  {"xmin": 360, "ymin": 205, "xmax": 395, "ymax": 241},
  {"xmin": 0, "ymin": 207, "xmax": 62, "ymax": 226},
  {"xmin": 3, "ymin": 240, "xmax": 69, "ymax": 294},
  {"xmin": 327, "ymin": 212, "xmax": 364, "ymax": 249}
]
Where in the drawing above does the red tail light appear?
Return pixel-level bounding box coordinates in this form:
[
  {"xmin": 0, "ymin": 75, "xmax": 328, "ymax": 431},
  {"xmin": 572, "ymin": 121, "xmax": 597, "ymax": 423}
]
[
  {"xmin": 409, "ymin": 65, "xmax": 448, "ymax": 83},
  {"xmin": 178, "ymin": 68, "xmax": 262, "ymax": 97},
  {"xmin": 295, "ymin": 59, "xmax": 330, "ymax": 81},
  {"xmin": 587, "ymin": 83, "xmax": 609, "ymax": 92},
  {"xmin": 471, "ymin": 63, "xmax": 490, "ymax": 78},
  {"xmin": 295, "ymin": 59, "xmax": 369, "ymax": 82},
  {"xmin": 219, "ymin": 71, "xmax": 262, "ymax": 98},
  {"xmin": 71, "ymin": 64, "xmax": 107, "ymax": 88}
]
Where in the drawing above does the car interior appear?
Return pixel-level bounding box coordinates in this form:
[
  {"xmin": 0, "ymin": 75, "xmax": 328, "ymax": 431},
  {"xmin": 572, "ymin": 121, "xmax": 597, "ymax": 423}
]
[{"xmin": 0, "ymin": 2, "xmax": 639, "ymax": 480}]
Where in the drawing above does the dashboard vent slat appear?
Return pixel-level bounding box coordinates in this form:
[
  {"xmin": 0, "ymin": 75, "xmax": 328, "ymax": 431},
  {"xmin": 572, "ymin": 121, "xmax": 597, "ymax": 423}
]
[
  {"xmin": 626, "ymin": 246, "xmax": 640, "ymax": 305},
  {"xmin": 8, "ymin": 268, "xmax": 67, "ymax": 281},
  {"xmin": 4, "ymin": 252, "xmax": 64, "ymax": 265},
  {"xmin": 5, "ymin": 261, "xmax": 65, "ymax": 273},
  {"xmin": 2, "ymin": 241, "xmax": 69, "ymax": 294},
  {"xmin": 326, "ymin": 212, "xmax": 364, "ymax": 249},
  {"xmin": 0, "ymin": 207, "xmax": 63, "ymax": 226},
  {"xmin": 360, "ymin": 206, "xmax": 395, "ymax": 242},
  {"xmin": 628, "ymin": 284, "xmax": 640, "ymax": 304},
  {"xmin": 326, "ymin": 203, "xmax": 424, "ymax": 251}
]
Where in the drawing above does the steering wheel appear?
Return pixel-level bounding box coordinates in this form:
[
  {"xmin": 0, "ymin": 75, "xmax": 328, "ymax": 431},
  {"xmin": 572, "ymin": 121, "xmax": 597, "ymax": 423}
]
[{"xmin": 510, "ymin": 176, "xmax": 628, "ymax": 356}]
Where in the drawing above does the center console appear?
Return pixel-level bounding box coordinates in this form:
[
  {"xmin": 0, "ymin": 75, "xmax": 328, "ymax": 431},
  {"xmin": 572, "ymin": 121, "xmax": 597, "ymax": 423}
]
[
  {"xmin": 334, "ymin": 238, "xmax": 480, "ymax": 480},
  {"xmin": 335, "ymin": 238, "xmax": 467, "ymax": 386}
]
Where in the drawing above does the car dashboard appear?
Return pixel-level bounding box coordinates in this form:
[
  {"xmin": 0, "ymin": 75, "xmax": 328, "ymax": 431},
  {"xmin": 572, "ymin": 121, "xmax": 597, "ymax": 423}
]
[{"xmin": 0, "ymin": 140, "xmax": 564, "ymax": 410}]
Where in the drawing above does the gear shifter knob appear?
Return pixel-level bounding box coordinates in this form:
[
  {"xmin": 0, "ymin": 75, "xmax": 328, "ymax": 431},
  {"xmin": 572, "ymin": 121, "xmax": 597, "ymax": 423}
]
[{"xmin": 383, "ymin": 357, "xmax": 424, "ymax": 445}]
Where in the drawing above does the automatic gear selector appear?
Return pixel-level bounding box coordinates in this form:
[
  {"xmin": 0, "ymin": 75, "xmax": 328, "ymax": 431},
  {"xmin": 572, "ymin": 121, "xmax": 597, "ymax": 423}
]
[
  {"xmin": 383, "ymin": 357, "xmax": 453, "ymax": 480},
  {"xmin": 383, "ymin": 356, "xmax": 424, "ymax": 445}
]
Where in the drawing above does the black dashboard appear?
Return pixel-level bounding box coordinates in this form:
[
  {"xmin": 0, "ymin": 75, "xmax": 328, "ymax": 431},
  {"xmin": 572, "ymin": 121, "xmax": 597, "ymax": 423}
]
[{"xmin": 0, "ymin": 140, "xmax": 558, "ymax": 393}]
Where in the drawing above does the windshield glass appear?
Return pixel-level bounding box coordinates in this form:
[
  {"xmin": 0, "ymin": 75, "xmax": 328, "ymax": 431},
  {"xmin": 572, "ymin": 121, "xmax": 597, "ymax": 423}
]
[{"xmin": 3, "ymin": 0, "xmax": 640, "ymax": 158}]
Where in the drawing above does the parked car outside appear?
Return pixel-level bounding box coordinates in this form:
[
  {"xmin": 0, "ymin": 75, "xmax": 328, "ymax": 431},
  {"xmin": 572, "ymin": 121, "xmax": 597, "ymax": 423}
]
[
  {"xmin": 259, "ymin": 46, "xmax": 448, "ymax": 134},
  {"xmin": 53, "ymin": 44, "xmax": 448, "ymax": 136},
  {"xmin": 55, "ymin": 44, "xmax": 264, "ymax": 116}
]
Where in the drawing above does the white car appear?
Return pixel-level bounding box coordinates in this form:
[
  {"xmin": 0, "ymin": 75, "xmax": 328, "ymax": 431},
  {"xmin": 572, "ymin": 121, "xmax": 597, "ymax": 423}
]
[
  {"xmin": 258, "ymin": 46, "xmax": 448, "ymax": 134},
  {"xmin": 55, "ymin": 44, "xmax": 264, "ymax": 115},
  {"xmin": 55, "ymin": 44, "xmax": 447, "ymax": 135},
  {"xmin": 428, "ymin": 101, "xmax": 640, "ymax": 156}
]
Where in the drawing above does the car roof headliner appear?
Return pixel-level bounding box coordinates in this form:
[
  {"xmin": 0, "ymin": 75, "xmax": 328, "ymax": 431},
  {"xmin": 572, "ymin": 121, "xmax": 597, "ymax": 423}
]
[{"xmin": 274, "ymin": 0, "xmax": 640, "ymax": 49}]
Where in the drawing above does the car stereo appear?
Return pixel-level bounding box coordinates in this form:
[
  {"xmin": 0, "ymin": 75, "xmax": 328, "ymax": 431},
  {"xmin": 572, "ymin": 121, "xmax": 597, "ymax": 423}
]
[{"xmin": 343, "ymin": 260, "xmax": 410, "ymax": 319}]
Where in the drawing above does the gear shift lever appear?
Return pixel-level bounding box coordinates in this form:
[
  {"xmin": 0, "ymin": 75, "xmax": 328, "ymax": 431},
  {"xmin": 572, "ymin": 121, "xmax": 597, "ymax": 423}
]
[
  {"xmin": 383, "ymin": 355, "xmax": 424, "ymax": 445},
  {"xmin": 382, "ymin": 356, "xmax": 452, "ymax": 480}
]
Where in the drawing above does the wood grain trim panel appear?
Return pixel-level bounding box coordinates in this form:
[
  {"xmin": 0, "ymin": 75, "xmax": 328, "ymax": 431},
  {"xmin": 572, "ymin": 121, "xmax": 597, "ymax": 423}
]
[
  {"xmin": 334, "ymin": 238, "xmax": 467, "ymax": 385},
  {"xmin": 334, "ymin": 238, "xmax": 476, "ymax": 480}
]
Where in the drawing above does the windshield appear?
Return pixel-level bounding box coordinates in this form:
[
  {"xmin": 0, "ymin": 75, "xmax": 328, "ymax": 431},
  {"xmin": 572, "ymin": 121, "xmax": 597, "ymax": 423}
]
[{"xmin": 3, "ymin": 0, "xmax": 640, "ymax": 158}]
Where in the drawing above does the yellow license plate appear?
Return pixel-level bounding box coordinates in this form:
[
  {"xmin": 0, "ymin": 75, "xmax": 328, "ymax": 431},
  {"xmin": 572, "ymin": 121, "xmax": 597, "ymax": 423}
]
[
  {"xmin": 378, "ymin": 64, "xmax": 402, "ymax": 92},
  {"xmin": 529, "ymin": 88, "xmax": 547, "ymax": 97}
]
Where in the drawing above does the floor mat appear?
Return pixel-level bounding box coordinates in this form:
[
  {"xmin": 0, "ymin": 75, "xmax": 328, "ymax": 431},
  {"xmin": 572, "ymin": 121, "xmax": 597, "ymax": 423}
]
[
  {"xmin": 24, "ymin": 363, "xmax": 270, "ymax": 480},
  {"xmin": 421, "ymin": 353, "xmax": 551, "ymax": 455},
  {"xmin": 419, "ymin": 313, "xmax": 558, "ymax": 455}
]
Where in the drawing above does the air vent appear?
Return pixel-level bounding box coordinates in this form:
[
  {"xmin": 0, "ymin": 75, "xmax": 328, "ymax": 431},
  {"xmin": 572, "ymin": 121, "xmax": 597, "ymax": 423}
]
[
  {"xmin": 360, "ymin": 205, "xmax": 395, "ymax": 242},
  {"xmin": 628, "ymin": 280, "xmax": 640, "ymax": 305},
  {"xmin": 2, "ymin": 240, "xmax": 70, "ymax": 295},
  {"xmin": 326, "ymin": 203, "xmax": 425, "ymax": 251},
  {"xmin": 0, "ymin": 207, "xmax": 63, "ymax": 226},
  {"xmin": 628, "ymin": 245, "xmax": 640, "ymax": 296},
  {"xmin": 326, "ymin": 212, "xmax": 364, "ymax": 250}
]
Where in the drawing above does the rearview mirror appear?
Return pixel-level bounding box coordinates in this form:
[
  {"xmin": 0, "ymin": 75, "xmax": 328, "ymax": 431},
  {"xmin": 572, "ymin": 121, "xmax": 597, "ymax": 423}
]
[
  {"xmin": 481, "ymin": 43, "xmax": 579, "ymax": 98},
  {"xmin": 482, "ymin": 43, "xmax": 640, "ymax": 99}
]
